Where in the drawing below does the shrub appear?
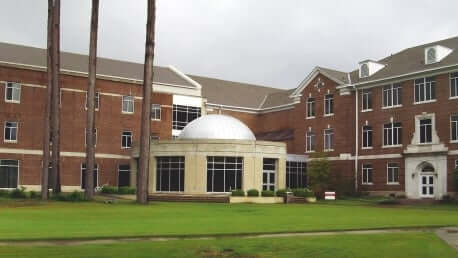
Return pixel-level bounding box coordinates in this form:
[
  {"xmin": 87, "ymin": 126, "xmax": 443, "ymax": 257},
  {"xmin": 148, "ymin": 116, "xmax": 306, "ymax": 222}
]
[
  {"xmin": 378, "ymin": 198, "xmax": 400, "ymax": 205},
  {"xmin": 0, "ymin": 190, "xmax": 10, "ymax": 197},
  {"xmin": 308, "ymin": 152, "xmax": 331, "ymax": 196},
  {"xmin": 52, "ymin": 191, "xmax": 85, "ymax": 202},
  {"xmin": 247, "ymin": 189, "xmax": 259, "ymax": 197},
  {"xmin": 118, "ymin": 186, "xmax": 136, "ymax": 195},
  {"xmin": 231, "ymin": 189, "xmax": 245, "ymax": 197},
  {"xmin": 10, "ymin": 187, "xmax": 27, "ymax": 199},
  {"xmin": 261, "ymin": 190, "xmax": 274, "ymax": 197},
  {"xmin": 292, "ymin": 188, "xmax": 315, "ymax": 198},
  {"xmin": 101, "ymin": 185, "xmax": 118, "ymax": 194},
  {"xmin": 29, "ymin": 191, "xmax": 40, "ymax": 199},
  {"xmin": 275, "ymin": 189, "xmax": 288, "ymax": 197}
]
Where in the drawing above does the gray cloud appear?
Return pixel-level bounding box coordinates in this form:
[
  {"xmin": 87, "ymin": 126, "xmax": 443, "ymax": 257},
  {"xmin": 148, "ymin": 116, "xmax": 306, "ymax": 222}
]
[{"xmin": 0, "ymin": 0, "xmax": 457, "ymax": 89}]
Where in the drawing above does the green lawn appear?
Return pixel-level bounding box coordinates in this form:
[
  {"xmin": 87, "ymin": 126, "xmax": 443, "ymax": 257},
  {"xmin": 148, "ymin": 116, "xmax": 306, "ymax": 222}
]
[
  {"xmin": 0, "ymin": 232, "xmax": 456, "ymax": 258},
  {"xmin": 0, "ymin": 200, "xmax": 457, "ymax": 240}
]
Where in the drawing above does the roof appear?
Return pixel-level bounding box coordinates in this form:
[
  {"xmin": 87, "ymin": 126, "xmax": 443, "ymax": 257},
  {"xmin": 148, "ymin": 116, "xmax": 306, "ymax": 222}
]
[
  {"xmin": 0, "ymin": 42, "xmax": 194, "ymax": 87},
  {"xmin": 189, "ymin": 74, "xmax": 290, "ymax": 109},
  {"xmin": 316, "ymin": 66, "xmax": 350, "ymax": 84},
  {"xmin": 350, "ymin": 36, "xmax": 458, "ymax": 84},
  {"xmin": 261, "ymin": 89, "xmax": 295, "ymax": 108},
  {"xmin": 256, "ymin": 128, "xmax": 294, "ymax": 141},
  {"xmin": 178, "ymin": 114, "xmax": 256, "ymax": 140}
]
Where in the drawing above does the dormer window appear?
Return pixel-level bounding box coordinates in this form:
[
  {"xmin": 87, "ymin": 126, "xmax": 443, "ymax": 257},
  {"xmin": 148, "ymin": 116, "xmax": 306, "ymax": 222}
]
[
  {"xmin": 426, "ymin": 48, "xmax": 437, "ymax": 64},
  {"xmin": 360, "ymin": 64, "xmax": 369, "ymax": 78},
  {"xmin": 424, "ymin": 45, "xmax": 453, "ymax": 65}
]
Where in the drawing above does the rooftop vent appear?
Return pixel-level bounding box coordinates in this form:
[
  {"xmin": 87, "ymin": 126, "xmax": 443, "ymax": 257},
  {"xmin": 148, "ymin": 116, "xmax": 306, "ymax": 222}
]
[{"xmin": 424, "ymin": 45, "xmax": 452, "ymax": 65}]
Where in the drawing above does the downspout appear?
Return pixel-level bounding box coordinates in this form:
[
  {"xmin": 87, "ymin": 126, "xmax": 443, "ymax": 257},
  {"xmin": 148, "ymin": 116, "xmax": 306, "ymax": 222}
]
[{"xmin": 354, "ymin": 87, "xmax": 359, "ymax": 192}]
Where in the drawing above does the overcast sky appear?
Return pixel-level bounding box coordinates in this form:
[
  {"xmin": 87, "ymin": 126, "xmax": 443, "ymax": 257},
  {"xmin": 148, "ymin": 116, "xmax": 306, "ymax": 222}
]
[{"xmin": 1, "ymin": 0, "xmax": 458, "ymax": 89}]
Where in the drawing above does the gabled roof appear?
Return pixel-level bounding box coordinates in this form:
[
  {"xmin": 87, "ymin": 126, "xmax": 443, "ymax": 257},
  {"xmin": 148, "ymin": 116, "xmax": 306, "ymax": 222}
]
[
  {"xmin": 290, "ymin": 66, "xmax": 349, "ymax": 97},
  {"xmin": 350, "ymin": 36, "xmax": 458, "ymax": 84},
  {"xmin": 189, "ymin": 74, "xmax": 287, "ymax": 109},
  {"xmin": 0, "ymin": 42, "xmax": 194, "ymax": 87}
]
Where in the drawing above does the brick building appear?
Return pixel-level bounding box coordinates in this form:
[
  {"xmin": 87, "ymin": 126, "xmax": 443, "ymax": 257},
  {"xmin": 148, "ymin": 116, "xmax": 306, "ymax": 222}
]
[{"xmin": 1, "ymin": 36, "xmax": 457, "ymax": 199}]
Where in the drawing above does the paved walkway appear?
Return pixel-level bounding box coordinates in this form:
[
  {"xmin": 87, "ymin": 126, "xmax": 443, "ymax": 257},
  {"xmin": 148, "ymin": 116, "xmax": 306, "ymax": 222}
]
[{"xmin": 0, "ymin": 227, "xmax": 456, "ymax": 250}]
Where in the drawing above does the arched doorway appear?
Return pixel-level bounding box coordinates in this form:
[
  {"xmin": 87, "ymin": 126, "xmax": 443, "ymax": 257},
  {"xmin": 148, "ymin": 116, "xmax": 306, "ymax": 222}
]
[{"xmin": 418, "ymin": 162, "xmax": 435, "ymax": 198}]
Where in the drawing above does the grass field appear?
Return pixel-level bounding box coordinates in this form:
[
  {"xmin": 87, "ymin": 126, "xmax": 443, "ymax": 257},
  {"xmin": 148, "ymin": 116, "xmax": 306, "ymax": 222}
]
[
  {"xmin": 0, "ymin": 199, "xmax": 457, "ymax": 241},
  {"xmin": 0, "ymin": 232, "xmax": 456, "ymax": 258}
]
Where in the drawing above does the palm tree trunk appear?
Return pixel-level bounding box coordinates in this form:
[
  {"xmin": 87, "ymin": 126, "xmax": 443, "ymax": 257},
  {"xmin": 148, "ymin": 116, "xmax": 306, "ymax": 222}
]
[
  {"xmin": 50, "ymin": 0, "xmax": 61, "ymax": 193},
  {"xmin": 85, "ymin": 0, "xmax": 100, "ymax": 200},
  {"xmin": 137, "ymin": 0, "xmax": 156, "ymax": 204},
  {"xmin": 41, "ymin": 0, "xmax": 53, "ymax": 200}
]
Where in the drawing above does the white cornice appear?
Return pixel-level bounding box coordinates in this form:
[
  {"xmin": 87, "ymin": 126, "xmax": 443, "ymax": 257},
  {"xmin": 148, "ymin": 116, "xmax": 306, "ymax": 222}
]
[{"xmin": 290, "ymin": 66, "xmax": 347, "ymax": 98}]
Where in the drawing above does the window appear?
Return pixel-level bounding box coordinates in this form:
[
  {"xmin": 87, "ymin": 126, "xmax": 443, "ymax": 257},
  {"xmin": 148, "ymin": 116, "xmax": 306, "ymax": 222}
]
[
  {"xmin": 415, "ymin": 77, "xmax": 435, "ymax": 103},
  {"xmin": 383, "ymin": 122, "xmax": 402, "ymax": 146},
  {"xmin": 85, "ymin": 128, "xmax": 97, "ymax": 146},
  {"xmin": 419, "ymin": 119, "xmax": 432, "ymax": 144},
  {"xmin": 122, "ymin": 96, "xmax": 134, "ymax": 113},
  {"xmin": 121, "ymin": 131, "xmax": 132, "ymax": 149},
  {"xmin": 156, "ymin": 157, "xmax": 185, "ymax": 192},
  {"xmin": 306, "ymin": 97, "xmax": 315, "ymax": 118},
  {"xmin": 286, "ymin": 161, "xmax": 307, "ymax": 189},
  {"xmin": 387, "ymin": 163, "xmax": 399, "ymax": 184},
  {"xmin": 5, "ymin": 82, "xmax": 21, "ymax": 103},
  {"xmin": 451, "ymin": 72, "xmax": 458, "ymax": 98},
  {"xmin": 81, "ymin": 163, "xmax": 98, "ymax": 189},
  {"xmin": 151, "ymin": 104, "xmax": 161, "ymax": 120},
  {"xmin": 207, "ymin": 156, "xmax": 242, "ymax": 192},
  {"xmin": 262, "ymin": 158, "xmax": 276, "ymax": 191},
  {"xmin": 324, "ymin": 94, "xmax": 334, "ymax": 115},
  {"xmin": 4, "ymin": 121, "xmax": 18, "ymax": 142},
  {"xmin": 118, "ymin": 164, "xmax": 130, "ymax": 187},
  {"xmin": 324, "ymin": 128, "xmax": 334, "ymax": 151},
  {"xmin": 426, "ymin": 47, "xmax": 436, "ymax": 64},
  {"xmin": 85, "ymin": 92, "xmax": 100, "ymax": 110},
  {"xmin": 383, "ymin": 84, "xmax": 402, "ymax": 107},
  {"xmin": 362, "ymin": 125, "xmax": 373, "ymax": 148},
  {"xmin": 0, "ymin": 160, "xmax": 18, "ymax": 188},
  {"xmin": 455, "ymin": 160, "xmax": 458, "ymax": 169},
  {"xmin": 362, "ymin": 89, "xmax": 372, "ymax": 111},
  {"xmin": 360, "ymin": 63, "xmax": 369, "ymax": 77},
  {"xmin": 306, "ymin": 130, "xmax": 315, "ymax": 152},
  {"xmin": 362, "ymin": 164, "xmax": 372, "ymax": 185},
  {"xmin": 451, "ymin": 115, "xmax": 458, "ymax": 142},
  {"xmin": 172, "ymin": 104, "xmax": 201, "ymax": 130}
]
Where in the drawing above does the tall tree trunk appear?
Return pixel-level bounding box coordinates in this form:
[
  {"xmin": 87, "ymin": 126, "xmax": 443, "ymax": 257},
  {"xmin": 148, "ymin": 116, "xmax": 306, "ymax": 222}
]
[
  {"xmin": 41, "ymin": 0, "xmax": 53, "ymax": 200},
  {"xmin": 137, "ymin": 0, "xmax": 156, "ymax": 204},
  {"xmin": 51, "ymin": 0, "xmax": 61, "ymax": 193},
  {"xmin": 85, "ymin": 0, "xmax": 100, "ymax": 200}
]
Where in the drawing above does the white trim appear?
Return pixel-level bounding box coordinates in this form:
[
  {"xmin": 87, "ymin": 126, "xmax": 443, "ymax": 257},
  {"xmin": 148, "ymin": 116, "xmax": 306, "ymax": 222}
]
[
  {"xmin": 3, "ymin": 121, "xmax": 18, "ymax": 143},
  {"xmin": 167, "ymin": 65, "xmax": 201, "ymax": 89},
  {"xmin": 121, "ymin": 130, "xmax": 133, "ymax": 149},
  {"xmin": 0, "ymin": 148, "xmax": 130, "ymax": 159},
  {"xmin": 4, "ymin": 82, "xmax": 21, "ymax": 103},
  {"xmin": 290, "ymin": 67, "xmax": 346, "ymax": 98},
  {"xmin": 361, "ymin": 164, "xmax": 373, "ymax": 185},
  {"xmin": 121, "ymin": 95, "xmax": 135, "ymax": 114},
  {"xmin": 381, "ymin": 105, "xmax": 402, "ymax": 110},
  {"xmin": 80, "ymin": 163, "xmax": 99, "ymax": 189},
  {"xmin": 413, "ymin": 99, "xmax": 437, "ymax": 105},
  {"xmin": 386, "ymin": 162, "xmax": 400, "ymax": 185}
]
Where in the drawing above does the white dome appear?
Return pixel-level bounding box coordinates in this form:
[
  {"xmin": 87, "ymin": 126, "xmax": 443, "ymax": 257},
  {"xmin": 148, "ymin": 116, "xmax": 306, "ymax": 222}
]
[{"xmin": 178, "ymin": 114, "xmax": 256, "ymax": 140}]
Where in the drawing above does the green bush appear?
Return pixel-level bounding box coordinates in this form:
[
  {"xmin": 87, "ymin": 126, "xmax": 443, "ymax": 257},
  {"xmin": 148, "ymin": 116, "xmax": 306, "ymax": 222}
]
[
  {"xmin": 0, "ymin": 190, "xmax": 10, "ymax": 197},
  {"xmin": 118, "ymin": 186, "xmax": 136, "ymax": 195},
  {"xmin": 275, "ymin": 189, "xmax": 289, "ymax": 197},
  {"xmin": 261, "ymin": 190, "xmax": 274, "ymax": 197},
  {"xmin": 292, "ymin": 188, "xmax": 315, "ymax": 198},
  {"xmin": 378, "ymin": 198, "xmax": 400, "ymax": 205},
  {"xmin": 231, "ymin": 189, "xmax": 245, "ymax": 196},
  {"xmin": 247, "ymin": 189, "xmax": 259, "ymax": 197},
  {"xmin": 10, "ymin": 187, "xmax": 27, "ymax": 199},
  {"xmin": 52, "ymin": 191, "xmax": 85, "ymax": 202},
  {"xmin": 101, "ymin": 185, "xmax": 118, "ymax": 194},
  {"xmin": 29, "ymin": 191, "xmax": 40, "ymax": 199}
]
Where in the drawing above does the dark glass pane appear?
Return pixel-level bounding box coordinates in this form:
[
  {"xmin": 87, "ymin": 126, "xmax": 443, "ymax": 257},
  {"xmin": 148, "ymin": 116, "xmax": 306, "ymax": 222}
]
[
  {"xmin": 169, "ymin": 169, "xmax": 180, "ymax": 191},
  {"xmin": 415, "ymin": 84, "xmax": 420, "ymax": 102},
  {"xmin": 226, "ymin": 170, "xmax": 236, "ymax": 192},
  {"xmin": 431, "ymin": 82, "xmax": 436, "ymax": 99},
  {"xmin": 429, "ymin": 187, "xmax": 433, "ymax": 194},
  {"xmin": 213, "ymin": 170, "xmax": 225, "ymax": 192},
  {"xmin": 207, "ymin": 170, "xmax": 213, "ymax": 192},
  {"xmin": 429, "ymin": 176, "xmax": 433, "ymax": 184},
  {"xmin": 160, "ymin": 169, "xmax": 169, "ymax": 191},
  {"xmin": 236, "ymin": 170, "xmax": 242, "ymax": 190},
  {"xmin": 368, "ymin": 130, "xmax": 372, "ymax": 147},
  {"xmin": 263, "ymin": 173, "xmax": 267, "ymax": 183}
]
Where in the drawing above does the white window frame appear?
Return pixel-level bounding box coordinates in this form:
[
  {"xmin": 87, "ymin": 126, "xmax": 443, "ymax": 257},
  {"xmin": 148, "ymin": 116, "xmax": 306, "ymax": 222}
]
[
  {"xmin": 451, "ymin": 72, "xmax": 458, "ymax": 99},
  {"xmin": 85, "ymin": 92, "xmax": 100, "ymax": 111},
  {"xmin": 262, "ymin": 158, "xmax": 276, "ymax": 191},
  {"xmin": 306, "ymin": 97, "xmax": 315, "ymax": 119},
  {"xmin": 387, "ymin": 163, "xmax": 400, "ymax": 185},
  {"xmin": 80, "ymin": 163, "xmax": 99, "ymax": 189},
  {"xmin": 361, "ymin": 89, "xmax": 372, "ymax": 111},
  {"xmin": 4, "ymin": 121, "xmax": 18, "ymax": 143},
  {"xmin": 323, "ymin": 128, "xmax": 334, "ymax": 151},
  {"xmin": 451, "ymin": 114, "xmax": 458, "ymax": 143},
  {"xmin": 84, "ymin": 128, "xmax": 97, "ymax": 147},
  {"xmin": 383, "ymin": 122, "xmax": 402, "ymax": 147},
  {"xmin": 324, "ymin": 94, "xmax": 334, "ymax": 116},
  {"xmin": 122, "ymin": 95, "xmax": 134, "ymax": 114},
  {"xmin": 419, "ymin": 118, "xmax": 433, "ymax": 144},
  {"xmin": 151, "ymin": 104, "xmax": 161, "ymax": 121},
  {"xmin": 362, "ymin": 125, "xmax": 373, "ymax": 149},
  {"xmin": 0, "ymin": 159, "xmax": 19, "ymax": 189},
  {"xmin": 414, "ymin": 77, "xmax": 436, "ymax": 104},
  {"xmin": 455, "ymin": 160, "xmax": 458, "ymax": 169},
  {"xmin": 4, "ymin": 82, "xmax": 21, "ymax": 103},
  {"xmin": 382, "ymin": 84, "xmax": 402, "ymax": 108},
  {"xmin": 362, "ymin": 164, "xmax": 373, "ymax": 185},
  {"xmin": 306, "ymin": 130, "xmax": 315, "ymax": 153},
  {"xmin": 425, "ymin": 47, "xmax": 437, "ymax": 64},
  {"xmin": 121, "ymin": 130, "xmax": 132, "ymax": 149}
]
